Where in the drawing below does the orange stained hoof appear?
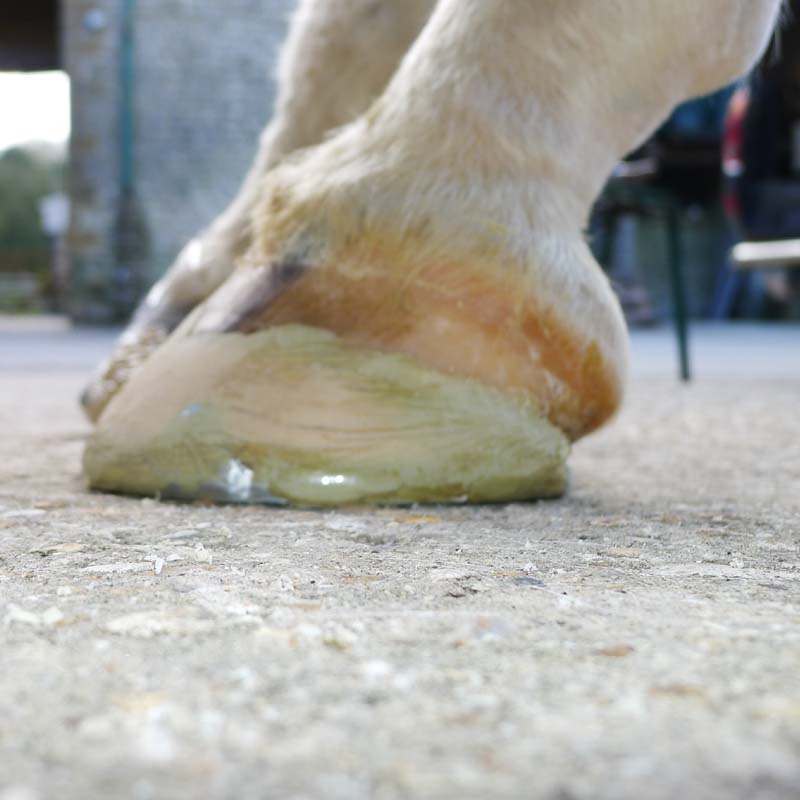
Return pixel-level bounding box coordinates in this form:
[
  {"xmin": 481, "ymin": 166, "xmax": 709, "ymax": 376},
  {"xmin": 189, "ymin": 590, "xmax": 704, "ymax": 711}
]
[{"xmin": 203, "ymin": 236, "xmax": 625, "ymax": 442}]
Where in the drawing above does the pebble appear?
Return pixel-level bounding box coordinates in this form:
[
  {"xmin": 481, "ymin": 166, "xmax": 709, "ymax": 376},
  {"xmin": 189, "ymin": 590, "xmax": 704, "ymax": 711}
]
[
  {"xmin": 270, "ymin": 575, "xmax": 295, "ymax": 593},
  {"xmin": 595, "ymin": 644, "xmax": 636, "ymax": 658},
  {"xmin": 322, "ymin": 623, "xmax": 359, "ymax": 650},
  {"xmin": 4, "ymin": 605, "xmax": 41, "ymax": 627},
  {"xmin": 2, "ymin": 509, "xmax": 46, "ymax": 519},
  {"xmin": 30, "ymin": 542, "xmax": 84, "ymax": 556},
  {"xmin": 3, "ymin": 604, "xmax": 64, "ymax": 628},
  {"xmin": 361, "ymin": 659, "xmax": 394, "ymax": 681},
  {"xmin": 323, "ymin": 516, "xmax": 368, "ymax": 533},
  {"xmin": 106, "ymin": 612, "xmax": 214, "ymax": 638},
  {"xmin": 513, "ymin": 577, "xmax": 545, "ymax": 587},
  {"xmin": 193, "ymin": 543, "xmax": 214, "ymax": 564},
  {"xmin": 83, "ymin": 562, "xmax": 150, "ymax": 575},
  {"xmin": 41, "ymin": 607, "xmax": 64, "ymax": 627}
]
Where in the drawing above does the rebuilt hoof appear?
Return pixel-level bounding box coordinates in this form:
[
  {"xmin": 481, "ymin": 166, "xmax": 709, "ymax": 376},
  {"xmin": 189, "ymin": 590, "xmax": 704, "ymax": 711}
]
[
  {"xmin": 84, "ymin": 325, "xmax": 569, "ymax": 506},
  {"xmin": 80, "ymin": 326, "xmax": 170, "ymax": 423}
]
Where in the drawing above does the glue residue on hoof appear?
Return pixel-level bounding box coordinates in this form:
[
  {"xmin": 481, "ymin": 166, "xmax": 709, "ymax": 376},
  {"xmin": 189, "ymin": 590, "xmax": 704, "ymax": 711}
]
[{"xmin": 84, "ymin": 325, "xmax": 569, "ymax": 506}]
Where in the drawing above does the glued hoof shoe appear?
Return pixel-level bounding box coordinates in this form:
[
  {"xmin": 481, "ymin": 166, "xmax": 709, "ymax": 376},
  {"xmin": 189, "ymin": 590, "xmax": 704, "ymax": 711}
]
[{"xmin": 84, "ymin": 325, "xmax": 569, "ymax": 506}]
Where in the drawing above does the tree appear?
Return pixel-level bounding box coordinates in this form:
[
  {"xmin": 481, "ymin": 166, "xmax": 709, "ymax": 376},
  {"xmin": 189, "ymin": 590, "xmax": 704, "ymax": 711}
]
[{"xmin": 0, "ymin": 143, "xmax": 65, "ymax": 308}]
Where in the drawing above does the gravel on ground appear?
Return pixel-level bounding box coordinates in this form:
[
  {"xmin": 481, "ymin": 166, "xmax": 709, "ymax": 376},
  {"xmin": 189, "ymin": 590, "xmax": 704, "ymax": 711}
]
[{"xmin": 1, "ymin": 319, "xmax": 798, "ymax": 800}]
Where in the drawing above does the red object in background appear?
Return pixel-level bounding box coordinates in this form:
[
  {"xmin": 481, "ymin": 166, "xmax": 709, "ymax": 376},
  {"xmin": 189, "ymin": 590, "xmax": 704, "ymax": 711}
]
[{"xmin": 721, "ymin": 86, "xmax": 750, "ymax": 225}]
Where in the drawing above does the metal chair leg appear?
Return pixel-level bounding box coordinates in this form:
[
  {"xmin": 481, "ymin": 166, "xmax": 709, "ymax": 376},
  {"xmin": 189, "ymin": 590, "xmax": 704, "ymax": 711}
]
[{"xmin": 666, "ymin": 206, "xmax": 691, "ymax": 382}]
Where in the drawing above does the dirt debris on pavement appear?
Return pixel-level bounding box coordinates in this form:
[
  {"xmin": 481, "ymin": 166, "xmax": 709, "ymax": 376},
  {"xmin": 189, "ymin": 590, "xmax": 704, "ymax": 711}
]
[{"xmin": 0, "ymin": 321, "xmax": 798, "ymax": 800}]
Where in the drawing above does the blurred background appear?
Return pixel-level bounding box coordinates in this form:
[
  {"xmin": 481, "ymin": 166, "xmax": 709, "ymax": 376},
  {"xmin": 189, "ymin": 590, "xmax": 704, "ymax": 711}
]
[{"xmin": 1, "ymin": 0, "xmax": 799, "ymax": 328}]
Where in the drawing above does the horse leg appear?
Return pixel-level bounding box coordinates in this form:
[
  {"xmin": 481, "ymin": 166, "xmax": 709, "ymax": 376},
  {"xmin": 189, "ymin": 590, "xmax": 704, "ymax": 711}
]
[{"xmin": 81, "ymin": 0, "xmax": 436, "ymax": 421}]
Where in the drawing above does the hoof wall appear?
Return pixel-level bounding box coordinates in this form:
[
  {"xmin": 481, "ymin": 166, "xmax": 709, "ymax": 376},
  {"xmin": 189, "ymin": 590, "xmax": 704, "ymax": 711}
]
[{"xmin": 84, "ymin": 325, "xmax": 569, "ymax": 506}]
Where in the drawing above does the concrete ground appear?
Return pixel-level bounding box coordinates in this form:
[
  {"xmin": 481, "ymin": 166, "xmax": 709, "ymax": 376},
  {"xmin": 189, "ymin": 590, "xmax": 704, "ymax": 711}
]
[{"xmin": 0, "ymin": 317, "xmax": 798, "ymax": 800}]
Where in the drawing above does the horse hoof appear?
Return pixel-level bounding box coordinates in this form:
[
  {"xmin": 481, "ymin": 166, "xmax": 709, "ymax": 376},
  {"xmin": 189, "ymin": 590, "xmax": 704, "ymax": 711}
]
[{"xmin": 83, "ymin": 324, "xmax": 569, "ymax": 506}]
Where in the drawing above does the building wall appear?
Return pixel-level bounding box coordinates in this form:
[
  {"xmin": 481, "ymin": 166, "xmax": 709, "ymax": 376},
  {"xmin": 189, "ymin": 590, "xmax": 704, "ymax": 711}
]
[
  {"xmin": 63, "ymin": 0, "xmax": 124, "ymax": 321},
  {"xmin": 63, "ymin": 0, "xmax": 291, "ymax": 321},
  {"xmin": 134, "ymin": 0, "xmax": 290, "ymax": 283}
]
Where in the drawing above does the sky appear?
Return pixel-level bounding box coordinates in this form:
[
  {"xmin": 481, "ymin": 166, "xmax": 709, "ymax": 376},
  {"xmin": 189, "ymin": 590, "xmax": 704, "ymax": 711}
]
[{"xmin": 0, "ymin": 71, "xmax": 70, "ymax": 152}]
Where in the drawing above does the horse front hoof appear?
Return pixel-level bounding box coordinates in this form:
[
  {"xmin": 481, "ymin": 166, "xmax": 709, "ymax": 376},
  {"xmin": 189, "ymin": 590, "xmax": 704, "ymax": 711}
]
[
  {"xmin": 83, "ymin": 324, "xmax": 569, "ymax": 507},
  {"xmin": 80, "ymin": 326, "xmax": 171, "ymax": 423}
]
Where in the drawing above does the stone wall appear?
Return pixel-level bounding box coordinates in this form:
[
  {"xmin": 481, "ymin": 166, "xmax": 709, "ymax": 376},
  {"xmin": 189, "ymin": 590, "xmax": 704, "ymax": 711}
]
[
  {"xmin": 134, "ymin": 0, "xmax": 290, "ymax": 283},
  {"xmin": 63, "ymin": 0, "xmax": 291, "ymax": 321},
  {"xmin": 63, "ymin": 0, "xmax": 124, "ymax": 321}
]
